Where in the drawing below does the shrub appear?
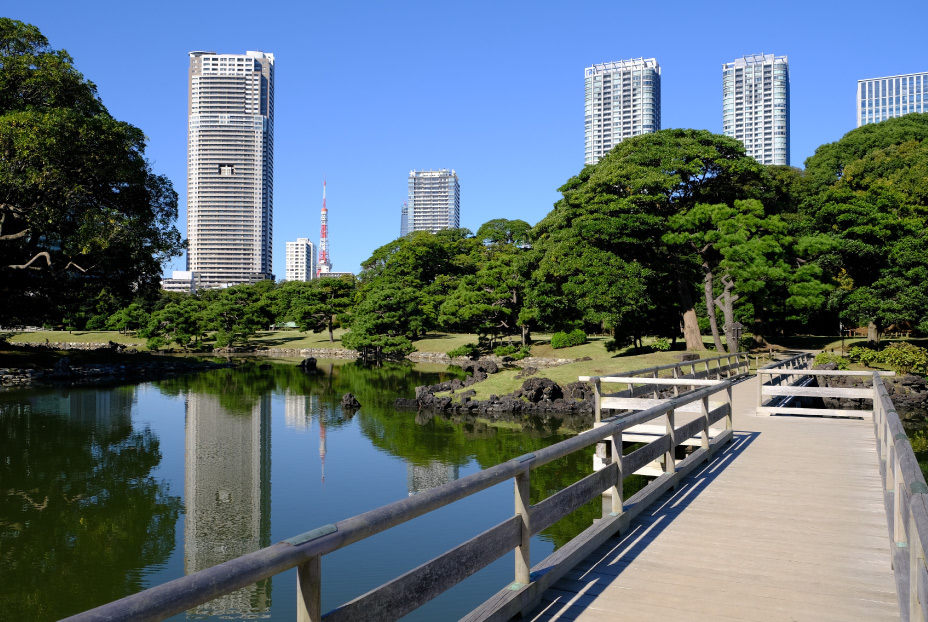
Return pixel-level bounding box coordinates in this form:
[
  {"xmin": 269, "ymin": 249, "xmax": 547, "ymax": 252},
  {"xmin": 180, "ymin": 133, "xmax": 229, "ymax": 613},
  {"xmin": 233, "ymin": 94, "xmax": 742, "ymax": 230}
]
[
  {"xmin": 511, "ymin": 346, "xmax": 531, "ymax": 361},
  {"xmin": 551, "ymin": 329, "xmax": 587, "ymax": 349},
  {"xmin": 880, "ymin": 342, "xmax": 928, "ymax": 375},
  {"xmin": 847, "ymin": 345, "xmax": 880, "ymax": 367},
  {"xmin": 448, "ymin": 343, "xmax": 480, "ymax": 359},
  {"xmin": 813, "ymin": 351, "xmax": 849, "ymax": 370},
  {"xmin": 568, "ymin": 329, "xmax": 588, "ymax": 346},
  {"xmin": 652, "ymin": 337, "xmax": 671, "ymax": 351},
  {"xmin": 494, "ymin": 344, "xmax": 518, "ymax": 357}
]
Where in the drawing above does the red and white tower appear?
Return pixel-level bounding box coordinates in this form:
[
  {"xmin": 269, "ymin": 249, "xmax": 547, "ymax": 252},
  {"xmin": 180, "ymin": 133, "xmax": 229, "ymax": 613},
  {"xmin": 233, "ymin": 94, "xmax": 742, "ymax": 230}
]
[{"xmin": 317, "ymin": 177, "xmax": 332, "ymax": 276}]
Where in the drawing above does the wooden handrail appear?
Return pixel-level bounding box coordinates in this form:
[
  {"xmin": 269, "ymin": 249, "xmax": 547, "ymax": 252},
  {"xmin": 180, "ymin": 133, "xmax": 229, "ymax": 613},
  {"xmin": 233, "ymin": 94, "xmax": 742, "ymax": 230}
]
[
  {"xmin": 872, "ymin": 373, "xmax": 928, "ymax": 620},
  {"xmin": 63, "ymin": 374, "xmax": 741, "ymax": 622}
]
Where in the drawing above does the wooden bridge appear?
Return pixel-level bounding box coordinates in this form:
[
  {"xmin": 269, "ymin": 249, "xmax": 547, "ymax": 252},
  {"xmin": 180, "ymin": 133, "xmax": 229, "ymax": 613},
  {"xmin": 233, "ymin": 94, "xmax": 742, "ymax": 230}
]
[{"xmin": 65, "ymin": 353, "xmax": 927, "ymax": 622}]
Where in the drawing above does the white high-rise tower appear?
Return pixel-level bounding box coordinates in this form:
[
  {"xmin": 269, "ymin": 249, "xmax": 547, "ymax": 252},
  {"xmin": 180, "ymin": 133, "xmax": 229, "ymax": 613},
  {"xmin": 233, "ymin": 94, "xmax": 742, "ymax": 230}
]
[
  {"xmin": 584, "ymin": 58, "xmax": 661, "ymax": 166},
  {"xmin": 722, "ymin": 54, "xmax": 790, "ymax": 166},
  {"xmin": 406, "ymin": 170, "xmax": 460, "ymax": 234},
  {"xmin": 187, "ymin": 50, "xmax": 275, "ymax": 290}
]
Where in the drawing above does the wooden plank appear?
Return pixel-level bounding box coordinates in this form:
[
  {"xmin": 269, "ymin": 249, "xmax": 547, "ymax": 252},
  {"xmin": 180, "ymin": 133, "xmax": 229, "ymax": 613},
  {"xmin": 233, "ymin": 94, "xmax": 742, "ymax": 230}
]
[
  {"xmin": 757, "ymin": 406, "xmax": 872, "ymax": 418},
  {"xmin": 531, "ymin": 465, "xmax": 617, "ymax": 535},
  {"xmin": 758, "ymin": 369, "xmax": 895, "ymax": 377},
  {"xmin": 323, "ymin": 516, "xmax": 521, "ymax": 622},
  {"xmin": 622, "ymin": 435, "xmax": 671, "ymax": 475},
  {"xmin": 591, "ymin": 377, "xmax": 722, "ymax": 386},
  {"xmin": 762, "ymin": 386, "xmax": 874, "ymax": 399},
  {"xmin": 600, "ymin": 397, "xmax": 722, "ymax": 413}
]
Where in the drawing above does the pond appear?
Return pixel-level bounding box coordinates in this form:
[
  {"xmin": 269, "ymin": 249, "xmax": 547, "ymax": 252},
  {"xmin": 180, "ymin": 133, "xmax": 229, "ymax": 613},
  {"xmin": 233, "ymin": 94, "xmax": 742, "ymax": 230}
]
[{"xmin": 0, "ymin": 359, "xmax": 605, "ymax": 621}]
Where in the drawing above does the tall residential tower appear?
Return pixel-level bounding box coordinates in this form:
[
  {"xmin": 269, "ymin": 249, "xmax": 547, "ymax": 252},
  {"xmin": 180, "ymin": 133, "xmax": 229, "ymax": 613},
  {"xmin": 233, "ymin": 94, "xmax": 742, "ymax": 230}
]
[
  {"xmin": 722, "ymin": 54, "xmax": 789, "ymax": 166},
  {"xmin": 404, "ymin": 169, "xmax": 460, "ymax": 234},
  {"xmin": 187, "ymin": 50, "xmax": 275, "ymax": 290},
  {"xmin": 858, "ymin": 72, "xmax": 928, "ymax": 127},
  {"xmin": 285, "ymin": 238, "xmax": 316, "ymax": 282},
  {"xmin": 584, "ymin": 58, "xmax": 661, "ymax": 166}
]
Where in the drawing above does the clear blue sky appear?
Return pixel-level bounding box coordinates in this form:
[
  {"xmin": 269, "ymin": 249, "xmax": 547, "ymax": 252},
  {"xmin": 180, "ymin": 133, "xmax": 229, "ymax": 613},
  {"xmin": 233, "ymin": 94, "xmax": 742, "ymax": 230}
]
[{"xmin": 9, "ymin": 0, "xmax": 928, "ymax": 278}]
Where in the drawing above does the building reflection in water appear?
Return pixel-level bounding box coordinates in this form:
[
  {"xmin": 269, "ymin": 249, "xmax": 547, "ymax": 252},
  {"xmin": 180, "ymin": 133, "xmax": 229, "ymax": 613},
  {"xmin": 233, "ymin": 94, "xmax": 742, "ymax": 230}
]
[
  {"xmin": 184, "ymin": 393, "xmax": 272, "ymax": 618},
  {"xmin": 17, "ymin": 387, "xmax": 135, "ymax": 434},
  {"xmin": 407, "ymin": 461, "xmax": 460, "ymax": 496},
  {"xmin": 283, "ymin": 390, "xmax": 326, "ymax": 483}
]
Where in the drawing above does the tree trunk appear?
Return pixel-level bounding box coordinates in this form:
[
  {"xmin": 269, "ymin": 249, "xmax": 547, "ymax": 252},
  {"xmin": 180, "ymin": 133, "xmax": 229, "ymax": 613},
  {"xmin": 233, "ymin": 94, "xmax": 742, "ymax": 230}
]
[
  {"xmin": 328, "ymin": 316, "xmax": 334, "ymax": 342},
  {"xmin": 714, "ymin": 276, "xmax": 739, "ymax": 354},
  {"xmin": 703, "ymin": 267, "xmax": 725, "ymax": 352},
  {"xmin": 752, "ymin": 306, "xmax": 767, "ymax": 348},
  {"xmin": 676, "ymin": 275, "xmax": 705, "ymax": 351},
  {"xmin": 521, "ymin": 324, "xmax": 531, "ymax": 347}
]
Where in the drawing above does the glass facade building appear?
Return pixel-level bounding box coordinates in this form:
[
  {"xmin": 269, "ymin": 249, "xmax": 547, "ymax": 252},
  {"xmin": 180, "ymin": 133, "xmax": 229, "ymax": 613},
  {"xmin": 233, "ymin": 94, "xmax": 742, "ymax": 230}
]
[
  {"xmin": 722, "ymin": 54, "xmax": 789, "ymax": 166},
  {"xmin": 584, "ymin": 58, "xmax": 661, "ymax": 166},
  {"xmin": 187, "ymin": 50, "xmax": 275, "ymax": 290},
  {"xmin": 405, "ymin": 170, "xmax": 460, "ymax": 234},
  {"xmin": 858, "ymin": 72, "xmax": 928, "ymax": 127}
]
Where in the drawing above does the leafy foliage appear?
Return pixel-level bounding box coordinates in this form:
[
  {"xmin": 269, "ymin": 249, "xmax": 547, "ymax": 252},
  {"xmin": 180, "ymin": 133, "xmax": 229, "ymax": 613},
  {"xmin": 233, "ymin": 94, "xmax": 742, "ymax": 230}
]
[
  {"xmin": 550, "ymin": 329, "xmax": 587, "ymax": 349},
  {"xmin": 813, "ymin": 351, "xmax": 849, "ymax": 370},
  {"xmin": 0, "ymin": 19, "xmax": 183, "ymax": 326},
  {"xmin": 448, "ymin": 343, "xmax": 480, "ymax": 359}
]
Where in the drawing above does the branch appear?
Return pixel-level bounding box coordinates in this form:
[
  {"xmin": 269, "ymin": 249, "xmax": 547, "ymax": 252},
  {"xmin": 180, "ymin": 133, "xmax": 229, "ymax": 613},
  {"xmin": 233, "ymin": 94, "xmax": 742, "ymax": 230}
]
[{"xmin": 0, "ymin": 212, "xmax": 31, "ymax": 241}]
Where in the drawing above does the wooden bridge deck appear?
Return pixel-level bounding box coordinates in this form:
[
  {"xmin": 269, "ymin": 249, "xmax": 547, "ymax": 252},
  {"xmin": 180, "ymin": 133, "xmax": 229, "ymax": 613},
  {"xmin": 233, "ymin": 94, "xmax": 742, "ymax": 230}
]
[{"xmin": 526, "ymin": 375, "xmax": 900, "ymax": 622}]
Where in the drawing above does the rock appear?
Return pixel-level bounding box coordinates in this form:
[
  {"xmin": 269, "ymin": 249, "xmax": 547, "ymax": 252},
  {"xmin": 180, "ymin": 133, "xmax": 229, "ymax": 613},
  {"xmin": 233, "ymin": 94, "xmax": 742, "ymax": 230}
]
[
  {"xmin": 678, "ymin": 353, "xmax": 700, "ymax": 362},
  {"xmin": 415, "ymin": 385, "xmax": 431, "ymax": 399},
  {"xmin": 394, "ymin": 398, "xmax": 419, "ymax": 410},
  {"xmin": 341, "ymin": 393, "xmax": 361, "ymax": 409},
  {"xmin": 515, "ymin": 366, "xmax": 538, "ymax": 380},
  {"xmin": 519, "ymin": 377, "xmax": 563, "ymax": 403},
  {"xmin": 52, "ymin": 357, "xmax": 72, "ymax": 377},
  {"xmin": 564, "ymin": 381, "xmax": 593, "ymax": 401},
  {"xmin": 298, "ymin": 357, "xmax": 318, "ymax": 371},
  {"xmin": 449, "ymin": 378, "xmax": 465, "ymax": 391}
]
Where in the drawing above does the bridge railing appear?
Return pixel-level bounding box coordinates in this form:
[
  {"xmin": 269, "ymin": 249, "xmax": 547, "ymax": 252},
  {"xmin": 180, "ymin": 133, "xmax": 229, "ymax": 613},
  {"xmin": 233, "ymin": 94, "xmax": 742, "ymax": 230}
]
[
  {"xmin": 589, "ymin": 352, "xmax": 750, "ymax": 423},
  {"xmin": 874, "ymin": 373, "xmax": 928, "ymax": 621},
  {"xmin": 63, "ymin": 370, "xmax": 741, "ymax": 622}
]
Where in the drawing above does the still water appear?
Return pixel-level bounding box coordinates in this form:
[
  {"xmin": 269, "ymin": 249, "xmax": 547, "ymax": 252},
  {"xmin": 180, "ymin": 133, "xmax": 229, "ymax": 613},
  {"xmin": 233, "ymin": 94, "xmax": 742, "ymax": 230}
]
[{"xmin": 0, "ymin": 359, "xmax": 601, "ymax": 621}]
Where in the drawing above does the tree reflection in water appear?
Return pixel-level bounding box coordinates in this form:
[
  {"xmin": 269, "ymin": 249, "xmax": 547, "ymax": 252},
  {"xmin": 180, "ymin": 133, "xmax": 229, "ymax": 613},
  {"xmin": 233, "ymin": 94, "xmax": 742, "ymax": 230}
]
[{"xmin": 0, "ymin": 387, "xmax": 181, "ymax": 622}]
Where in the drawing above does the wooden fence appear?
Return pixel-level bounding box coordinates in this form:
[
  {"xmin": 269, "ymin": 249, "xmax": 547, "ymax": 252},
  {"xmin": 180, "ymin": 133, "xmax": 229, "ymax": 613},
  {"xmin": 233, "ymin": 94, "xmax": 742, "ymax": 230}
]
[
  {"xmin": 63, "ymin": 358, "xmax": 743, "ymax": 622},
  {"xmin": 757, "ymin": 353, "xmax": 894, "ymax": 419}
]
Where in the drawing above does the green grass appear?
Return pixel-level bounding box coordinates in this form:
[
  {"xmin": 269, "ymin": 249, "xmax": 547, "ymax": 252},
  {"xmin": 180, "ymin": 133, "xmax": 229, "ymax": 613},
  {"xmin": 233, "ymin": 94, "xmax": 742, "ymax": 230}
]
[
  {"xmin": 8, "ymin": 330, "xmax": 145, "ymax": 346},
  {"xmin": 247, "ymin": 329, "xmax": 348, "ymax": 349}
]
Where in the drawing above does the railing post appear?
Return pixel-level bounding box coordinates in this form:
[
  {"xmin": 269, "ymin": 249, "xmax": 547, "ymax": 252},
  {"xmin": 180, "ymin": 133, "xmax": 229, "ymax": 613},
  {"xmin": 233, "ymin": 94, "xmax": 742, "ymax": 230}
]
[
  {"xmin": 665, "ymin": 408, "xmax": 676, "ymax": 476},
  {"xmin": 593, "ymin": 378, "xmax": 602, "ymax": 425},
  {"xmin": 700, "ymin": 396, "xmax": 711, "ymax": 457},
  {"xmin": 726, "ymin": 384, "xmax": 734, "ymax": 430},
  {"xmin": 296, "ymin": 556, "xmax": 321, "ymax": 622},
  {"xmin": 756, "ymin": 369, "xmax": 764, "ymax": 409},
  {"xmin": 910, "ymin": 507, "xmax": 925, "ymax": 621},
  {"xmin": 610, "ymin": 432, "xmax": 624, "ymax": 517},
  {"xmin": 651, "ymin": 369, "xmax": 659, "ymax": 399},
  {"xmin": 514, "ymin": 468, "xmax": 531, "ymax": 587},
  {"xmin": 672, "ymin": 366, "xmax": 680, "ymax": 397}
]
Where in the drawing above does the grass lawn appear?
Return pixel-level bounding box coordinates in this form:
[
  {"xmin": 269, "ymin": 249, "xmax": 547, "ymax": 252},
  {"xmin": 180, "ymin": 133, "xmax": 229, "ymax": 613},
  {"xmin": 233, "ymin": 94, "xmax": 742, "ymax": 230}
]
[{"xmin": 7, "ymin": 330, "xmax": 145, "ymax": 346}]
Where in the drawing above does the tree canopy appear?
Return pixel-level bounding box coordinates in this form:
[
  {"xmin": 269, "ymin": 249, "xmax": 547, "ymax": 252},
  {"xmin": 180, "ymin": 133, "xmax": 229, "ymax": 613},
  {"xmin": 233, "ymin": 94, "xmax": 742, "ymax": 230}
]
[{"xmin": 0, "ymin": 18, "xmax": 183, "ymax": 325}]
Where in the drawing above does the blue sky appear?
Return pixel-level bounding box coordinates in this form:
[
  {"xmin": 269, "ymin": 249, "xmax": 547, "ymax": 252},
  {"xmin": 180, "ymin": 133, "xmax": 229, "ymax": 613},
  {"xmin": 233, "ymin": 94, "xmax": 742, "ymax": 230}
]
[{"xmin": 10, "ymin": 0, "xmax": 928, "ymax": 278}]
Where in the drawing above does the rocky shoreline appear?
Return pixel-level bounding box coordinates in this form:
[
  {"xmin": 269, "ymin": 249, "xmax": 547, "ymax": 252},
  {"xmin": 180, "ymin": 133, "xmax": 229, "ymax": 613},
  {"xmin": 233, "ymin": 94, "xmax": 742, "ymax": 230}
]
[
  {"xmin": 393, "ymin": 360, "xmax": 597, "ymax": 431},
  {"xmin": 0, "ymin": 356, "xmax": 232, "ymax": 388}
]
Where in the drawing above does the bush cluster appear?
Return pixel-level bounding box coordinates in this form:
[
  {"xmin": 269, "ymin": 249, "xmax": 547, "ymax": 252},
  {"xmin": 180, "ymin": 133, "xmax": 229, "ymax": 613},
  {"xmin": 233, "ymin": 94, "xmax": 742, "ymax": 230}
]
[
  {"xmin": 813, "ymin": 351, "xmax": 849, "ymax": 370},
  {"xmin": 652, "ymin": 337, "xmax": 671, "ymax": 351},
  {"xmin": 447, "ymin": 343, "xmax": 480, "ymax": 359},
  {"xmin": 847, "ymin": 342, "xmax": 928, "ymax": 375},
  {"xmin": 494, "ymin": 344, "xmax": 531, "ymax": 360},
  {"xmin": 551, "ymin": 329, "xmax": 587, "ymax": 350}
]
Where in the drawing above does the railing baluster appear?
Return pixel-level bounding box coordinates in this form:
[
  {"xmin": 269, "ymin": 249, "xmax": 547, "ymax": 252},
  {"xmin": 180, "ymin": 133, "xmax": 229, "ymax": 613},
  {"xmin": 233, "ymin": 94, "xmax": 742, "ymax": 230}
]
[
  {"xmin": 296, "ymin": 556, "xmax": 321, "ymax": 622},
  {"xmin": 610, "ymin": 432, "xmax": 624, "ymax": 517},
  {"xmin": 515, "ymin": 469, "xmax": 531, "ymax": 587},
  {"xmin": 700, "ymin": 396, "xmax": 711, "ymax": 455},
  {"xmin": 665, "ymin": 408, "xmax": 676, "ymax": 476},
  {"xmin": 593, "ymin": 378, "xmax": 602, "ymax": 425}
]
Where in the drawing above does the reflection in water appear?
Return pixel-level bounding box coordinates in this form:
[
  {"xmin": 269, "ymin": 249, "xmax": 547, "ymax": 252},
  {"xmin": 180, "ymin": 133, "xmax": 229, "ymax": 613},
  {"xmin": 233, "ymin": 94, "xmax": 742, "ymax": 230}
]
[
  {"xmin": 407, "ymin": 461, "xmax": 460, "ymax": 496},
  {"xmin": 0, "ymin": 386, "xmax": 181, "ymax": 622},
  {"xmin": 184, "ymin": 393, "xmax": 272, "ymax": 618},
  {"xmin": 284, "ymin": 390, "xmax": 327, "ymax": 482}
]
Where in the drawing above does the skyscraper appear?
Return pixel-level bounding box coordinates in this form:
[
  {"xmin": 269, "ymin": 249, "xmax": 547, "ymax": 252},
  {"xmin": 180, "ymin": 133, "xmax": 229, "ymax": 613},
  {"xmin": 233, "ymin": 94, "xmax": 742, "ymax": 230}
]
[
  {"xmin": 858, "ymin": 72, "xmax": 928, "ymax": 127},
  {"xmin": 187, "ymin": 50, "xmax": 275, "ymax": 290},
  {"xmin": 405, "ymin": 169, "xmax": 460, "ymax": 234},
  {"xmin": 584, "ymin": 58, "xmax": 661, "ymax": 166},
  {"xmin": 285, "ymin": 238, "xmax": 316, "ymax": 281},
  {"xmin": 722, "ymin": 54, "xmax": 790, "ymax": 166}
]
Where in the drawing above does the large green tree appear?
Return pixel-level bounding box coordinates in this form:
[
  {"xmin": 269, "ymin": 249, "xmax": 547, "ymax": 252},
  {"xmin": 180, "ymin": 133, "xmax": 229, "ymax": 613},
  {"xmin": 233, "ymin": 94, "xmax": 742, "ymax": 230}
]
[
  {"xmin": 289, "ymin": 276, "xmax": 355, "ymax": 342},
  {"xmin": 0, "ymin": 19, "xmax": 183, "ymax": 325},
  {"xmin": 803, "ymin": 114, "xmax": 928, "ymax": 340},
  {"xmin": 534, "ymin": 129, "xmax": 767, "ymax": 350}
]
